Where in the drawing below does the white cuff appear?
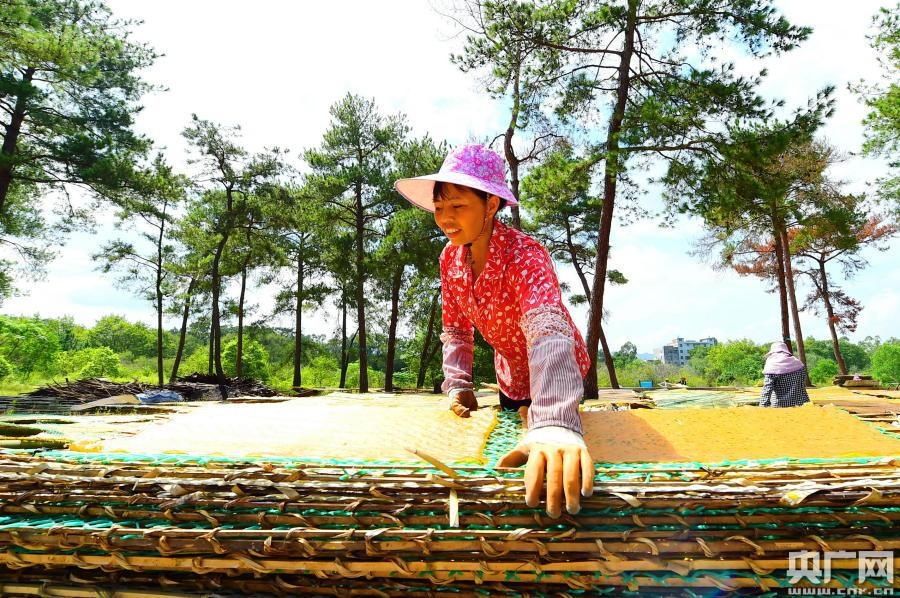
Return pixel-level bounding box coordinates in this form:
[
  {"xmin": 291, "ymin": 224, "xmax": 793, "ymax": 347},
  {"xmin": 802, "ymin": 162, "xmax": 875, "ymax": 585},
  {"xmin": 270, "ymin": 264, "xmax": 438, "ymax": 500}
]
[
  {"xmin": 448, "ymin": 387, "xmax": 472, "ymax": 399},
  {"xmin": 522, "ymin": 425, "xmax": 586, "ymax": 448}
]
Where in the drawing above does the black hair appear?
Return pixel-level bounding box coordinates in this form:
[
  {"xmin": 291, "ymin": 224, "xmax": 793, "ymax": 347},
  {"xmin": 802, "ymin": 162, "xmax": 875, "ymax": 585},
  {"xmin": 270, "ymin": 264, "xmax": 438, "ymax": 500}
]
[{"xmin": 432, "ymin": 181, "xmax": 507, "ymax": 210}]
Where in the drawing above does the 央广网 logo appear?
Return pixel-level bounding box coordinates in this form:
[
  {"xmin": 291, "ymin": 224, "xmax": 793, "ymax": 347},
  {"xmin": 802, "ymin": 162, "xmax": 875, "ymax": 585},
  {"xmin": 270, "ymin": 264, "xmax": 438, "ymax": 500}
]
[{"xmin": 787, "ymin": 550, "xmax": 895, "ymax": 595}]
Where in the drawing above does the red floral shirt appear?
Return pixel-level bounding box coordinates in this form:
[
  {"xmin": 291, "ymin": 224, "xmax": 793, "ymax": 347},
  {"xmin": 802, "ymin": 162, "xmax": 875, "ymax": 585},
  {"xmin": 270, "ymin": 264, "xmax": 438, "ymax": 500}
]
[{"xmin": 439, "ymin": 221, "xmax": 590, "ymax": 433}]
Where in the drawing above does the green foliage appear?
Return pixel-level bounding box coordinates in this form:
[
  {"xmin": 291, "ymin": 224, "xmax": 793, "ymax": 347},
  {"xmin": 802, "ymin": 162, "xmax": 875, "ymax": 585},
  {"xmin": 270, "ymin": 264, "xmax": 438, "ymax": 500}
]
[
  {"xmin": 302, "ymin": 355, "xmax": 342, "ymax": 388},
  {"xmin": 809, "ymin": 359, "xmax": 839, "ymax": 384},
  {"xmin": 88, "ymin": 316, "xmax": 156, "ymax": 358},
  {"xmin": 0, "ymin": 0, "xmax": 158, "ymax": 299},
  {"xmin": 0, "ymin": 316, "xmax": 60, "ymax": 376},
  {"xmin": 391, "ymin": 370, "xmax": 418, "ymax": 389},
  {"xmin": 222, "ymin": 339, "xmax": 270, "ymax": 382},
  {"xmin": 804, "ymin": 337, "xmax": 870, "ymax": 373},
  {"xmin": 867, "ymin": 1, "xmax": 900, "ymax": 208},
  {"xmin": 398, "ymin": 287, "xmax": 444, "ymax": 389},
  {"xmin": 613, "ymin": 342, "xmax": 638, "ymax": 369},
  {"xmin": 0, "ymin": 356, "xmax": 14, "ymax": 381},
  {"xmin": 51, "ymin": 317, "xmax": 90, "ymax": 352},
  {"xmin": 597, "ymin": 360, "xmax": 701, "ymax": 388},
  {"xmin": 688, "ymin": 345, "xmax": 711, "ymax": 375},
  {"xmin": 344, "ymin": 361, "xmax": 385, "ymax": 390},
  {"xmin": 304, "ymin": 94, "xmax": 409, "ymax": 392},
  {"xmin": 180, "ymin": 347, "xmax": 211, "ymax": 378},
  {"xmin": 701, "ymin": 340, "xmax": 767, "ymax": 386},
  {"xmin": 1, "ymin": 307, "xmax": 896, "ymax": 397},
  {"xmin": 857, "ymin": 5, "xmax": 899, "ymax": 176},
  {"xmin": 472, "ymin": 331, "xmax": 497, "ymax": 389},
  {"xmin": 94, "ymin": 153, "xmax": 189, "ymax": 386},
  {"xmin": 79, "ymin": 348, "xmax": 122, "ymax": 379},
  {"xmin": 181, "ymin": 114, "xmax": 288, "ymax": 380},
  {"xmin": 871, "ymin": 342, "xmax": 900, "ymax": 383},
  {"xmin": 56, "ymin": 347, "xmax": 121, "ymax": 379},
  {"xmin": 521, "ymin": 146, "xmax": 600, "ymax": 301}
]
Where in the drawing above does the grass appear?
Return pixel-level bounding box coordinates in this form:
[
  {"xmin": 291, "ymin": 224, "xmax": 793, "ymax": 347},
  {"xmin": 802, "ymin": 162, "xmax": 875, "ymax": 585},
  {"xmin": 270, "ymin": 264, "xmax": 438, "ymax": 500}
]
[{"xmin": 0, "ymin": 382, "xmax": 38, "ymax": 396}]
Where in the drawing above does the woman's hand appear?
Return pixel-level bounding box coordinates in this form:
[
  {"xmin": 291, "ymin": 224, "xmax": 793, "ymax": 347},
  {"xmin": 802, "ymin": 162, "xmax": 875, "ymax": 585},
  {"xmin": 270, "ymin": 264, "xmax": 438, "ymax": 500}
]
[
  {"xmin": 448, "ymin": 389, "xmax": 479, "ymax": 418},
  {"xmin": 498, "ymin": 428, "xmax": 594, "ymax": 518}
]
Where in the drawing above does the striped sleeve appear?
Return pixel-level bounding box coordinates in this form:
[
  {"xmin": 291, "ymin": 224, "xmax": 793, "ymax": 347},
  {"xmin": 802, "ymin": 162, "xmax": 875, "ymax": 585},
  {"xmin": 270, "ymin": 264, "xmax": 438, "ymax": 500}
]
[
  {"xmin": 514, "ymin": 246, "xmax": 584, "ymax": 435},
  {"xmin": 439, "ymin": 264, "xmax": 474, "ymax": 396}
]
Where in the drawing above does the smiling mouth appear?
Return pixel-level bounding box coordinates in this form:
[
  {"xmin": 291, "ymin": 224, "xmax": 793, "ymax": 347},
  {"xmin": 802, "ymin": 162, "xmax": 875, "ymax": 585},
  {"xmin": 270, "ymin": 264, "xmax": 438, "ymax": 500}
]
[{"xmin": 444, "ymin": 228, "xmax": 461, "ymax": 236}]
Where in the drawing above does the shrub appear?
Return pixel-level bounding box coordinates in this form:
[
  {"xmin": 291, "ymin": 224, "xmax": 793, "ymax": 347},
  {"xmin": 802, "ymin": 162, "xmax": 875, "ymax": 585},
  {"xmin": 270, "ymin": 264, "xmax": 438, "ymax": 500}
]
[
  {"xmin": 56, "ymin": 347, "xmax": 121, "ymax": 379},
  {"xmin": 809, "ymin": 359, "xmax": 839, "ymax": 385},
  {"xmin": 344, "ymin": 361, "xmax": 384, "ymax": 389},
  {"xmin": 179, "ymin": 347, "xmax": 211, "ymax": 378},
  {"xmin": 871, "ymin": 342, "xmax": 900, "ymax": 384},
  {"xmin": 0, "ymin": 356, "xmax": 13, "ymax": 381},
  {"xmin": 87, "ymin": 315, "xmax": 156, "ymax": 357},
  {"xmin": 704, "ymin": 340, "xmax": 766, "ymax": 385},
  {"xmin": 79, "ymin": 347, "xmax": 122, "ymax": 378},
  {"xmin": 301, "ymin": 355, "xmax": 340, "ymax": 388},
  {"xmin": 222, "ymin": 339, "xmax": 271, "ymax": 382},
  {"xmin": 391, "ymin": 370, "xmax": 418, "ymax": 389}
]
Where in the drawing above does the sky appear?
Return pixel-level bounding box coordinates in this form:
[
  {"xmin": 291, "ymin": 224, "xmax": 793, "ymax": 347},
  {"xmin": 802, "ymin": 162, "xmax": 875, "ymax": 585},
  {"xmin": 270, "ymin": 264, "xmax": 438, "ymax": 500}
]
[{"xmin": 3, "ymin": 0, "xmax": 898, "ymax": 356}]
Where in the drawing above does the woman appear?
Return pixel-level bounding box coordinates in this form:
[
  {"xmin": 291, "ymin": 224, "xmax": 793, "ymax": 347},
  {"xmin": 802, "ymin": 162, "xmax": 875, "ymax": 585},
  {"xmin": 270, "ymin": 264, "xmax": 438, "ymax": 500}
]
[
  {"xmin": 760, "ymin": 342, "xmax": 810, "ymax": 407},
  {"xmin": 395, "ymin": 144, "xmax": 593, "ymax": 517}
]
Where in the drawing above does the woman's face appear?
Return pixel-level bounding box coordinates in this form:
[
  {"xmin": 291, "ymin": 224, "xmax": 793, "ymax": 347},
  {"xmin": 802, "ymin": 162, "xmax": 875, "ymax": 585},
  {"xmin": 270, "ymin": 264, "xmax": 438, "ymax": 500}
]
[{"xmin": 433, "ymin": 183, "xmax": 498, "ymax": 246}]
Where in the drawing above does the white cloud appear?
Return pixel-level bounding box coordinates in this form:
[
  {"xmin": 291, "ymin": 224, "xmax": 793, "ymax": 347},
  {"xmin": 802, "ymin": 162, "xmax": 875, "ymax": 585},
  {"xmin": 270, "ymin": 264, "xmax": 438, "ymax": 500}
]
[
  {"xmin": 4, "ymin": 230, "xmax": 152, "ymax": 325},
  {"xmin": 106, "ymin": 0, "xmax": 507, "ymax": 165}
]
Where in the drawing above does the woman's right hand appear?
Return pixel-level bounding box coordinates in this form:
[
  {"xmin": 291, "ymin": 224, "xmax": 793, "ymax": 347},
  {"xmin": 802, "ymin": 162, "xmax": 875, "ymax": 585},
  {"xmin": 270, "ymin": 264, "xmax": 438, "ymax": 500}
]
[{"xmin": 449, "ymin": 389, "xmax": 478, "ymax": 418}]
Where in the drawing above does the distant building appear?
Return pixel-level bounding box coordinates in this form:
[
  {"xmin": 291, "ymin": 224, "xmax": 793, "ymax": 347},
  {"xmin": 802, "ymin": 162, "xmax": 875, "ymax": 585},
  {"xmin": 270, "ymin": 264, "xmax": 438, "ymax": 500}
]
[{"xmin": 662, "ymin": 337, "xmax": 718, "ymax": 366}]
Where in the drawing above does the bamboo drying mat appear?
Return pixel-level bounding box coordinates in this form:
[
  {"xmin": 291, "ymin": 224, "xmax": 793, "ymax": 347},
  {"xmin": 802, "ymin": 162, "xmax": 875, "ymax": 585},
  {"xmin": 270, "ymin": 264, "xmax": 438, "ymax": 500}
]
[
  {"xmin": 850, "ymin": 388, "xmax": 900, "ymax": 399},
  {"xmin": 74, "ymin": 395, "xmax": 497, "ymax": 464},
  {"xmin": 1, "ymin": 451, "xmax": 900, "ymax": 594},
  {"xmin": 581, "ymin": 404, "xmax": 900, "ymax": 463},
  {"xmin": 0, "ymin": 411, "xmax": 192, "ymax": 451},
  {"xmin": 644, "ymin": 388, "xmax": 760, "ymax": 409}
]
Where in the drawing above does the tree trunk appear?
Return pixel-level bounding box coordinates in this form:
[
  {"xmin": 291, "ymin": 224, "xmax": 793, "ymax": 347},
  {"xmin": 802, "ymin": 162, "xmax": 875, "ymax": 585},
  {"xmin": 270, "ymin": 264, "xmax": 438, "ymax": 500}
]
[
  {"xmin": 236, "ymin": 265, "xmax": 248, "ymax": 378},
  {"xmin": 597, "ymin": 325, "xmax": 618, "ymax": 389},
  {"xmin": 771, "ymin": 228, "xmax": 794, "ymax": 354},
  {"xmin": 210, "ymin": 232, "xmax": 230, "ymax": 383},
  {"xmin": 339, "ymin": 295, "xmax": 348, "ymax": 389},
  {"xmin": 780, "ymin": 229, "xmax": 808, "ymax": 375},
  {"xmin": 170, "ymin": 278, "xmax": 196, "ymax": 383},
  {"xmin": 819, "ymin": 260, "xmax": 848, "ymax": 375},
  {"xmin": 503, "ymin": 66, "xmax": 523, "ymax": 231},
  {"xmin": 354, "ymin": 179, "xmax": 369, "ymax": 392},
  {"xmin": 292, "ymin": 251, "xmax": 305, "ymax": 388},
  {"xmin": 207, "ymin": 312, "xmax": 214, "ymax": 376},
  {"xmin": 0, "ymin": 67, "xmax": 35, "ymax": 214},
  {"xmin": 155, "ymin": 276, "xmax": 164, "ymax": 388},
  {"xmin": 565, "ymin": 218, "xmax": 619, "ymax": 388},
  {"xmin": 417, "ymin": 291, "xmax": 440, "ymax": 388},
  {"xmin": 155, "ymin": 272, "xmax": 164, "ymax": 387},
  {"xmin": 583, "ymin": 0, "xmax": 637, "ymax": 401},
  {"xmin": 384, "ymin": 265, "xmax": 403, "ymax": 392}
]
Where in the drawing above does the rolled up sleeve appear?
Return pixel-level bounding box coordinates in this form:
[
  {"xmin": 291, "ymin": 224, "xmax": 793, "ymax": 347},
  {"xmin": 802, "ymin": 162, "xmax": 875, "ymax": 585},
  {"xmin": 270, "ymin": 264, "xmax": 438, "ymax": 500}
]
[
  {"xmin": 514, "ymin": 246, "xmax": 584, "ymax": 434},
  {"xmin": 439, "ymin": 273, "xmax": 474, "ymax": 396}
]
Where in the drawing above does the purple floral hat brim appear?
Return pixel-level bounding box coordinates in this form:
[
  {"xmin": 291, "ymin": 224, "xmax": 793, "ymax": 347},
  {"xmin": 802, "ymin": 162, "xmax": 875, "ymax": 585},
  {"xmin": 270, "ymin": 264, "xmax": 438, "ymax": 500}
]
[{"xmin": 394, "ymin": 172, "xmax": 518, "ymax": 213}]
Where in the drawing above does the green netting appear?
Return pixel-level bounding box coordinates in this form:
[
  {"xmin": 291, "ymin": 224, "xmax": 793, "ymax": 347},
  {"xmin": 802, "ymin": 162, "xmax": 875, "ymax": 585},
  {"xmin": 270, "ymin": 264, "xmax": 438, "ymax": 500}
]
[{"xmin": 482, "ymin": 409, "xmax": 523, "ymax": 468}]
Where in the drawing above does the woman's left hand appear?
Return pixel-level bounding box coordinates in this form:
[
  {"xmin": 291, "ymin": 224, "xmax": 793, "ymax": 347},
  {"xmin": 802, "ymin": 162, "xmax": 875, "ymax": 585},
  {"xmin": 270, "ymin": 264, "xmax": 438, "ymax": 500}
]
[{"xmin": 498, "ymin": 436, "xmax": 594, "ymax": 518}]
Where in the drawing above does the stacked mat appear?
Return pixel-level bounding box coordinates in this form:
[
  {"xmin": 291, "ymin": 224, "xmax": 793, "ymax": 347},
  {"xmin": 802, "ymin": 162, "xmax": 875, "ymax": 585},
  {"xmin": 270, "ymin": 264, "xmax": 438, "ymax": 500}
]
[{"xmin": 0, "ymin": 396, "xmax": 898, "ymax": 595}]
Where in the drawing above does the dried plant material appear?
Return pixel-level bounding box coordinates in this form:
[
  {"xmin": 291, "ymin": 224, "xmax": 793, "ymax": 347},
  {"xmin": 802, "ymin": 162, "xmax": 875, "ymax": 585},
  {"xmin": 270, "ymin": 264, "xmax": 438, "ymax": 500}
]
[
  {"xmin": 581, "ymin": 404, "xmax": 900, "ymax": 463},
  {"xmin": 82, "ymin": 397, "xmax": 496, "ymax": 464}
]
